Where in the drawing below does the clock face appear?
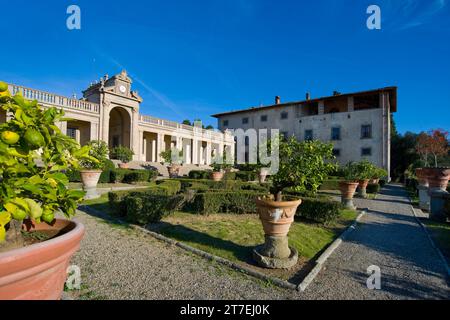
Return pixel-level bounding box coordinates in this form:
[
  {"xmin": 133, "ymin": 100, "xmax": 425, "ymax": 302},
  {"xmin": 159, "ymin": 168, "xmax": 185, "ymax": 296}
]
[{"xmin": 119, "ymin": 85, "xmax": 127, "ymax": 93}]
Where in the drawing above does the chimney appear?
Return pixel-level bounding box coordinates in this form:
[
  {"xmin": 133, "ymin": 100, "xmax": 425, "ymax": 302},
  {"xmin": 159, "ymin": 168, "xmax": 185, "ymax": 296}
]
[
  {"xmin": 306, "ymin": 92, "xmax": 311, "ymax": 100},
  {"xmin": 275, "ymin": 96, "xmax": 281, "ymax": 105}
]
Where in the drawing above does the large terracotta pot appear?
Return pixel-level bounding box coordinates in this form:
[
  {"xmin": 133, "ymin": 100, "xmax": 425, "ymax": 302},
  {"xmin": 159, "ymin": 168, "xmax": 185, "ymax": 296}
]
[
  {"xmin": 339, "ymin": 181, "xmax": 359, "ymax": 199},
  {"xmin": 0, "ymin": 219, "xmax": 85, "ymax": 300},
  {"xmin": 370, "ymin": 178, "xmax": 380, "ymax": 185},
  {"xmin": 211, "ymin": 171, "xmax": 224, "ymax": 182},
  {"xmin": 80, "ymin": 170, "xmax": 102, "ymax": 199},
  {"xmin": 423, "ymin": 167, "xmax": 450, "ymax": 191},
  {"xmin": 255, "ymin": 197, "xmax": 302, "ymax": 237},
  {"xmin": 167, "ymin": 164, "xmax": 181, "ymax": 178},
  {"xmin": 259, "ymin": 168, "xmax": 269, "ymax": 183},
  {"xmin": 358, "ymin": 179, "xmax": 370, "ymax": 198},
  {"xmin": 415, "ymin": 168, "xmax": 428, "ymax": 187}
]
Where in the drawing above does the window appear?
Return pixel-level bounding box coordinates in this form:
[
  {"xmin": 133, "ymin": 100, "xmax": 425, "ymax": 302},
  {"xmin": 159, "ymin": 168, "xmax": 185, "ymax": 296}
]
[
  {"xmin": 361, "ymin": 124, "xmax": 372, "ymax": 139},
  {"xmin": 261, "ymin": 115, "xmax": 268, "ymax": 122},
  {"xmin": 331, "ymin": 127, "xmax": 341, "ymax": 140},
  {"xmin": 281, "ymin": 112, "xmax": 288, "ymax": 120},
  {"xmin": 305, "ymin": 129, "xmax": 313, "ymax": 141},
  {"xmin": 333, "ymin": 149, "xmax": 341, "ymax": 157},
  {"xmin": 242, "ymin": 117, "xmax": 249, "ymax": 125},
  {"xmin": 361, "ymin": 148, "xmax": 372, "ymax": 156},
  {"xmin": 67, "ymin": 128, "xmax": 76, "ymax": 139},
  {"xmin": 223, "ymin": 120, "xmax": 229, "ymax": 127}
]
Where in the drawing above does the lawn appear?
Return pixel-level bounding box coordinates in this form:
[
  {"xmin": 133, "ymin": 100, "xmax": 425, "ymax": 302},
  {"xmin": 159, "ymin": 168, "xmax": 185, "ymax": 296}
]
[
  {"xmin": 422, "ymin": 220, "xmax": 450, "ymax": 265},
  {"xmin": 149, "ymin": 209, "xmax": 358, "ymax": 282}
]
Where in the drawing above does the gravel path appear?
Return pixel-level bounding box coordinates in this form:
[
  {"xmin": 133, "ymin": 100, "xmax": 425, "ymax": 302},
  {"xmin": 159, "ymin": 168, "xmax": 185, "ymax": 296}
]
[
  {"xmin": 67, "ymin": 184, "xmax": 449, "ymax": 300},
  {"xmin": 302, "ymin": 184, "xmax": 449, "ymax": 300}
]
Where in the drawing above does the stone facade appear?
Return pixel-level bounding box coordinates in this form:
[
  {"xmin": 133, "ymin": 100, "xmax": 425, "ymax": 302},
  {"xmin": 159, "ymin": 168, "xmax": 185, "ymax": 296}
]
[
  {"xmin": 3, "ymin": 71, "xmax": 234, "ymax": 165},
  {"xmin": 213, "ymin": 87, "xmax": 397, "ymax": 179}
]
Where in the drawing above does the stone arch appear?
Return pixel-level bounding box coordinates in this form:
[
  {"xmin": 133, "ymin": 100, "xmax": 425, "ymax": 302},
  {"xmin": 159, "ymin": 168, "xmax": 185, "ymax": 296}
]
[{"xmin": 109, "ymin": 107, "xmax": 131, "ymax": 148}]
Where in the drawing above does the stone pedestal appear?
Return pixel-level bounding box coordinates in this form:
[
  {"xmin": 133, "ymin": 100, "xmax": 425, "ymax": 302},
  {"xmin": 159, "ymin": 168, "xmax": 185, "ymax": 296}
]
[
  {"xmin": 83, "ymin": 187, "xmax": 100, "ymax": 200},
  {"xmin": 253, "ymin": 235, "xmax": 298, "ymax": 269},
  {"xmin": 358, "ymin": 187, "xmax": 367, "ymax": 198},
  {"xmin": 341, "ymin": 197, "xmax": 356, "ymax": 210},
  {"xmin": 429, "ymin": 190, "xmax": 450, "ymax": 222},
  {"xmin": 418, "ymin": 185, "xmax": 430, "ymax": 211}
]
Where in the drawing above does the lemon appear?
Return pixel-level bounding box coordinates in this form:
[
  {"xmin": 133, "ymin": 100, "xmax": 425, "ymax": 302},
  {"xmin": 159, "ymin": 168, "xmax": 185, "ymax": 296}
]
[
  {"xmin": 0, "ymin": 81, "xmax": 7, "ymax": 92},
  {"xmin": 1, "ymin": 131, "xmax": 20, "ymax": 145},
  {"xmin": 24, "ymin": 128, "xmax": 45, "ymax": 149}
]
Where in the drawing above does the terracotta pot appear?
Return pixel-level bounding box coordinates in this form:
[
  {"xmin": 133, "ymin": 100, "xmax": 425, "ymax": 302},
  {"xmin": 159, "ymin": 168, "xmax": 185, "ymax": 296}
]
[
  {"xmin": 370, "ymin": 178, "xmax": 380, "ymax": 185},
  {"xmin": 80, "ymin": 170, "xmax": 102, "ymax": 189},
  {"xmin": 259, "ymin": 168, "xmax": 269, "ymax": 183},
  {"xmin": 423, "ymin": 167, "xmax": 450, "ymax": 191},
  {"xmin": 339, "ymin": 181, "xmax": 359, "ymax": 199},
  {"xmin": 211, "ymin": 171, "xmax": 224, "ymax": 182},
  {"xmin": 167, "ymin": 164, "xmax": 181, "ymax": 178},
  {"xmin": 0, "ymin": 219, "xmax": 85, "ymax": 300},
  {"xmin": 415, "ymin": 168, "xmax": 428, "ymax": 186},
  {"xmin": 118, "ymin": 163, "xmax": 129, "ymax": 169},
  {"xmin": 255, "ymin": 197, "xmax": 302, "ymax": 237}
]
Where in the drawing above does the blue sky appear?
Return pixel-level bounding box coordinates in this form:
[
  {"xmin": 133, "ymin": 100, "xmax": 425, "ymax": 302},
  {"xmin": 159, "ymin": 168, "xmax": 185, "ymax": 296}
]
[{"xmin": 0, "ymin": 0, "xmax": 449, "ymax": 133}]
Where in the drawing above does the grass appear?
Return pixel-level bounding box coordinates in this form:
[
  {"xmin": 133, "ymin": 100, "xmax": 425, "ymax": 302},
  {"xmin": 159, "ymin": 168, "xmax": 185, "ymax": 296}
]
[
  {"xmin": 422, "ymin": 220, "xmax": 450, "ymax": 265},
  {"xmin": 68, "ymin": 182, "xmax": 152, "ymax": 190},
  {"xmin": 150, "ymin": 210, "xmax": 358, "ymax": 268}
]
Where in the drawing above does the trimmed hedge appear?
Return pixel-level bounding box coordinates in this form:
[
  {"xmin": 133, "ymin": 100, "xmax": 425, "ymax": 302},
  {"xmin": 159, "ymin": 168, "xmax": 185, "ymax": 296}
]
[
  {"xmin": 366, "ymin": 183, "xmax": 380, "ymax": 194},
  {"xmin": 186, "ymin": 191, "xmax": 267, "ymax": 215},
  {"xmin": 235, "ymin": 171, "xmax": 257, "ymax": 182},
  {"xmin": 154, "ymin": 180, "xmax": 182, "ymax": 195},
  {"xmin": 108, "ymin": 189, "xmax": 149, "ymax": 217},
  {"xmin": 125, "ymin": 194, "xmax": 184, "ymax": 224},
  {"xmin": 296, "ymin": 197, "xmax": 341, "ymax": 224},
  {"xmin": 188, "ymin": 170, "xmax": 211, "ymax": 180}
]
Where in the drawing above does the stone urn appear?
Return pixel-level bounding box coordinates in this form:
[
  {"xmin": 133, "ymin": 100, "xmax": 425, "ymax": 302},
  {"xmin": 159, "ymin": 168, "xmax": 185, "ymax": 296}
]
[
  {"xmin": 258, "ymin": 168, "xmax": 269, "ymax": 183},
  {"xmin": 358, "ymin": 179, "xmax": 370, "ymax": 198},
  {"xmin": 253, "ymin": 197, "xmax": 302, "ymax": 269},
  {"xmin": 0, "ymin": 219, "xmax": 85, "ymax": 300},
  {"xmin": 211, "ymin": 171, "xmax": 224, "ymax": 182},
  {"xmin": 167, "ymin": 164, "xmax": 181, "ymax": 178},
  {"xmin": 339, "ymin": 181, "xmax": 359, "ymax": 210},
  {"xmin": 80, "ymin": 169, "xmax": 102, "ymax": 200},
  {"xmin": 118, "ymin": 163, "xmax": 129, "ymax": 169},
  {"xmin": 416, "ymin": 168, "xmax": 430, "ymax": 211}
]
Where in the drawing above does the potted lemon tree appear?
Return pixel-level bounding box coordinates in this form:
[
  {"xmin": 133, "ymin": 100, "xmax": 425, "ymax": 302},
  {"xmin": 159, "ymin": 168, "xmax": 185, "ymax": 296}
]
[
  {"xmin": 79, "ymin": 140, "xmax": 109, "ymax": 200},
  {"xmin": 253, "ymin": 137, "xmax": 335, "ymax": 269},
  {"xmin": 160, "ymin": 149, "xmax": 183, "ymax": 178},
  {"xmin": 339, "ymin": 163, "xmax": 360, "ymax": 210},
  {"xmin": 0, "ymin": 83, "xmax": 93, "ymax": 299},
  {"xmin": 110, "ymin": 145, "xmax": 134, "ymax": 169}
]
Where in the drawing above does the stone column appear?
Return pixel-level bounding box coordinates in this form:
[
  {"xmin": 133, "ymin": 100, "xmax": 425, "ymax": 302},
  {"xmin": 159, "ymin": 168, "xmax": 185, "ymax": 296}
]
[
  {"xmin": 157, "ymin": 133, "xmax": 165, "ymax": 162},
  {"xmin": 151, "ymin": 139, "xmax": 157, "ymax": 162},
  {"xmin": 206, "ymin": 142, "xmax": 212, "ymax": 165},
  {"xmin": 192, "ymin": 139, "xmax": 198, "ymax": 165},
  {"xmin": 142, "ymin": 137, "xmax": 147, "ymax": 161},
  {"xmin": 75, "ymin": 129, "xmax": 81, "ymax": 144},
  {"xmin": 90, "ymin": 122, "xmax": 99, "ymax": 141}
]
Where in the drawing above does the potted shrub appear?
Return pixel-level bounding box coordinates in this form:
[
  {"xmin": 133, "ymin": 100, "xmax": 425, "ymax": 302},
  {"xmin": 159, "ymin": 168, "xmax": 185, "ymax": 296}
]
[
  {"xmin": 339, "ymin": 163, "xmax": 360, "ymax": 210},
  {"xmin": 79, "ymin": 140, "xmax": 108, "ymax": 200},
  {"xmin": 160, "ymin": 149, "xmax": 183, "ymax": 178},
  {"xmin": 110, "ymin": 145, "xmax": 134, "ymax": 169},
  {"xmin": 253, "ymin": 137, "xmax": 335, "ymax": 269},
  {"xmin": 0, "ymin": 85, "xmax": 90, "ymax": 299},
  {"xmin": 210, "ymin": 153, "xmax": 232, "ymax": 182},
  {"xmin": 370, "ymin": 167, "xmax": 387, "ymax": 185},
  {"xmin": 355, "ymin": 160, "xmax": 377, "ymax": 198}
]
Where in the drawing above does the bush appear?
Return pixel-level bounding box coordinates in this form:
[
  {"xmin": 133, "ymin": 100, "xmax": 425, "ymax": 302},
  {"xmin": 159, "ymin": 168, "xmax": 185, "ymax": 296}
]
[
  {"xmin": 67, "ymin": 169, "xmax": 81, "ymax": 182},
  {"xmin": 110, "ymin": 169, "xmax": 132, "ymax": 183},
  {"xmin": 99, "ymin": 170, "xmax": 111, "ymax": 184},
  {"xmin": 235, "ymin": 171, "xmax": 257, "ymax": 182},
  {"xmin": 379, "ymin": 179, "xmax": 387, "ymax": 187},
  {"xmin": 188, "ymin": 170, "xmax": 211, "ymax": 180},
  {"xmin": 108, "ymin": 189, "xmax": 149, "ymax": 216},
  {"xmin": 187, "ymin": 191, "xmax": 267, "ymax": 215},
  {"xmin": 366, "ymin": 183, "xmax": 380, "ymax": 194},
  {"xmin": 296, "ymin": 197, "xmax": 341, "ymax": 224},
  {"xmin": 110, "ymin": 146, "xmax": 134, "ymax": 163},
  {"xmin": 223, "ymin": 171, "xmax": 236, "ymax": 181},
  {"xmin": 125, "ymin": 194, "xmax": 184, "ymax": 224},
  {"xmin": 103, "ymin": 159, "xmax": 116, "ymax": 171},
  {"xmin": 155, "ymin": 180, "xmax": 182, "ymax": 195}
]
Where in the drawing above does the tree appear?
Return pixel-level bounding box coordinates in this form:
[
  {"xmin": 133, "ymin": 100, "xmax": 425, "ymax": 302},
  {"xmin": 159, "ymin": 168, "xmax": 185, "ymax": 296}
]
[
  {"xmin": 182, "ymin": 119, "xmax": 191, "ymax": 126},
  {"xmin": 391, "ymin": 131, "xmax": 419, "ymax": 181},
  {"xmin": 416, "ymin": 132, "xmax": 431, "ymax": 167},
  {"xmin": 427, "ymin": 129, "xmax": 449, "ymax": 167}
]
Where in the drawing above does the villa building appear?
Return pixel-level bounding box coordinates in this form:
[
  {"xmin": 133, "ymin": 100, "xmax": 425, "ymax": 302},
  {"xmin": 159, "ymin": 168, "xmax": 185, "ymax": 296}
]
[
  {"xmin": 2, "ymin": 71, "xmax": 234, "ymax": 166},
  {"xmin": 213, "ymin": 87, "xmax": 397, "ymax": 179}
]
